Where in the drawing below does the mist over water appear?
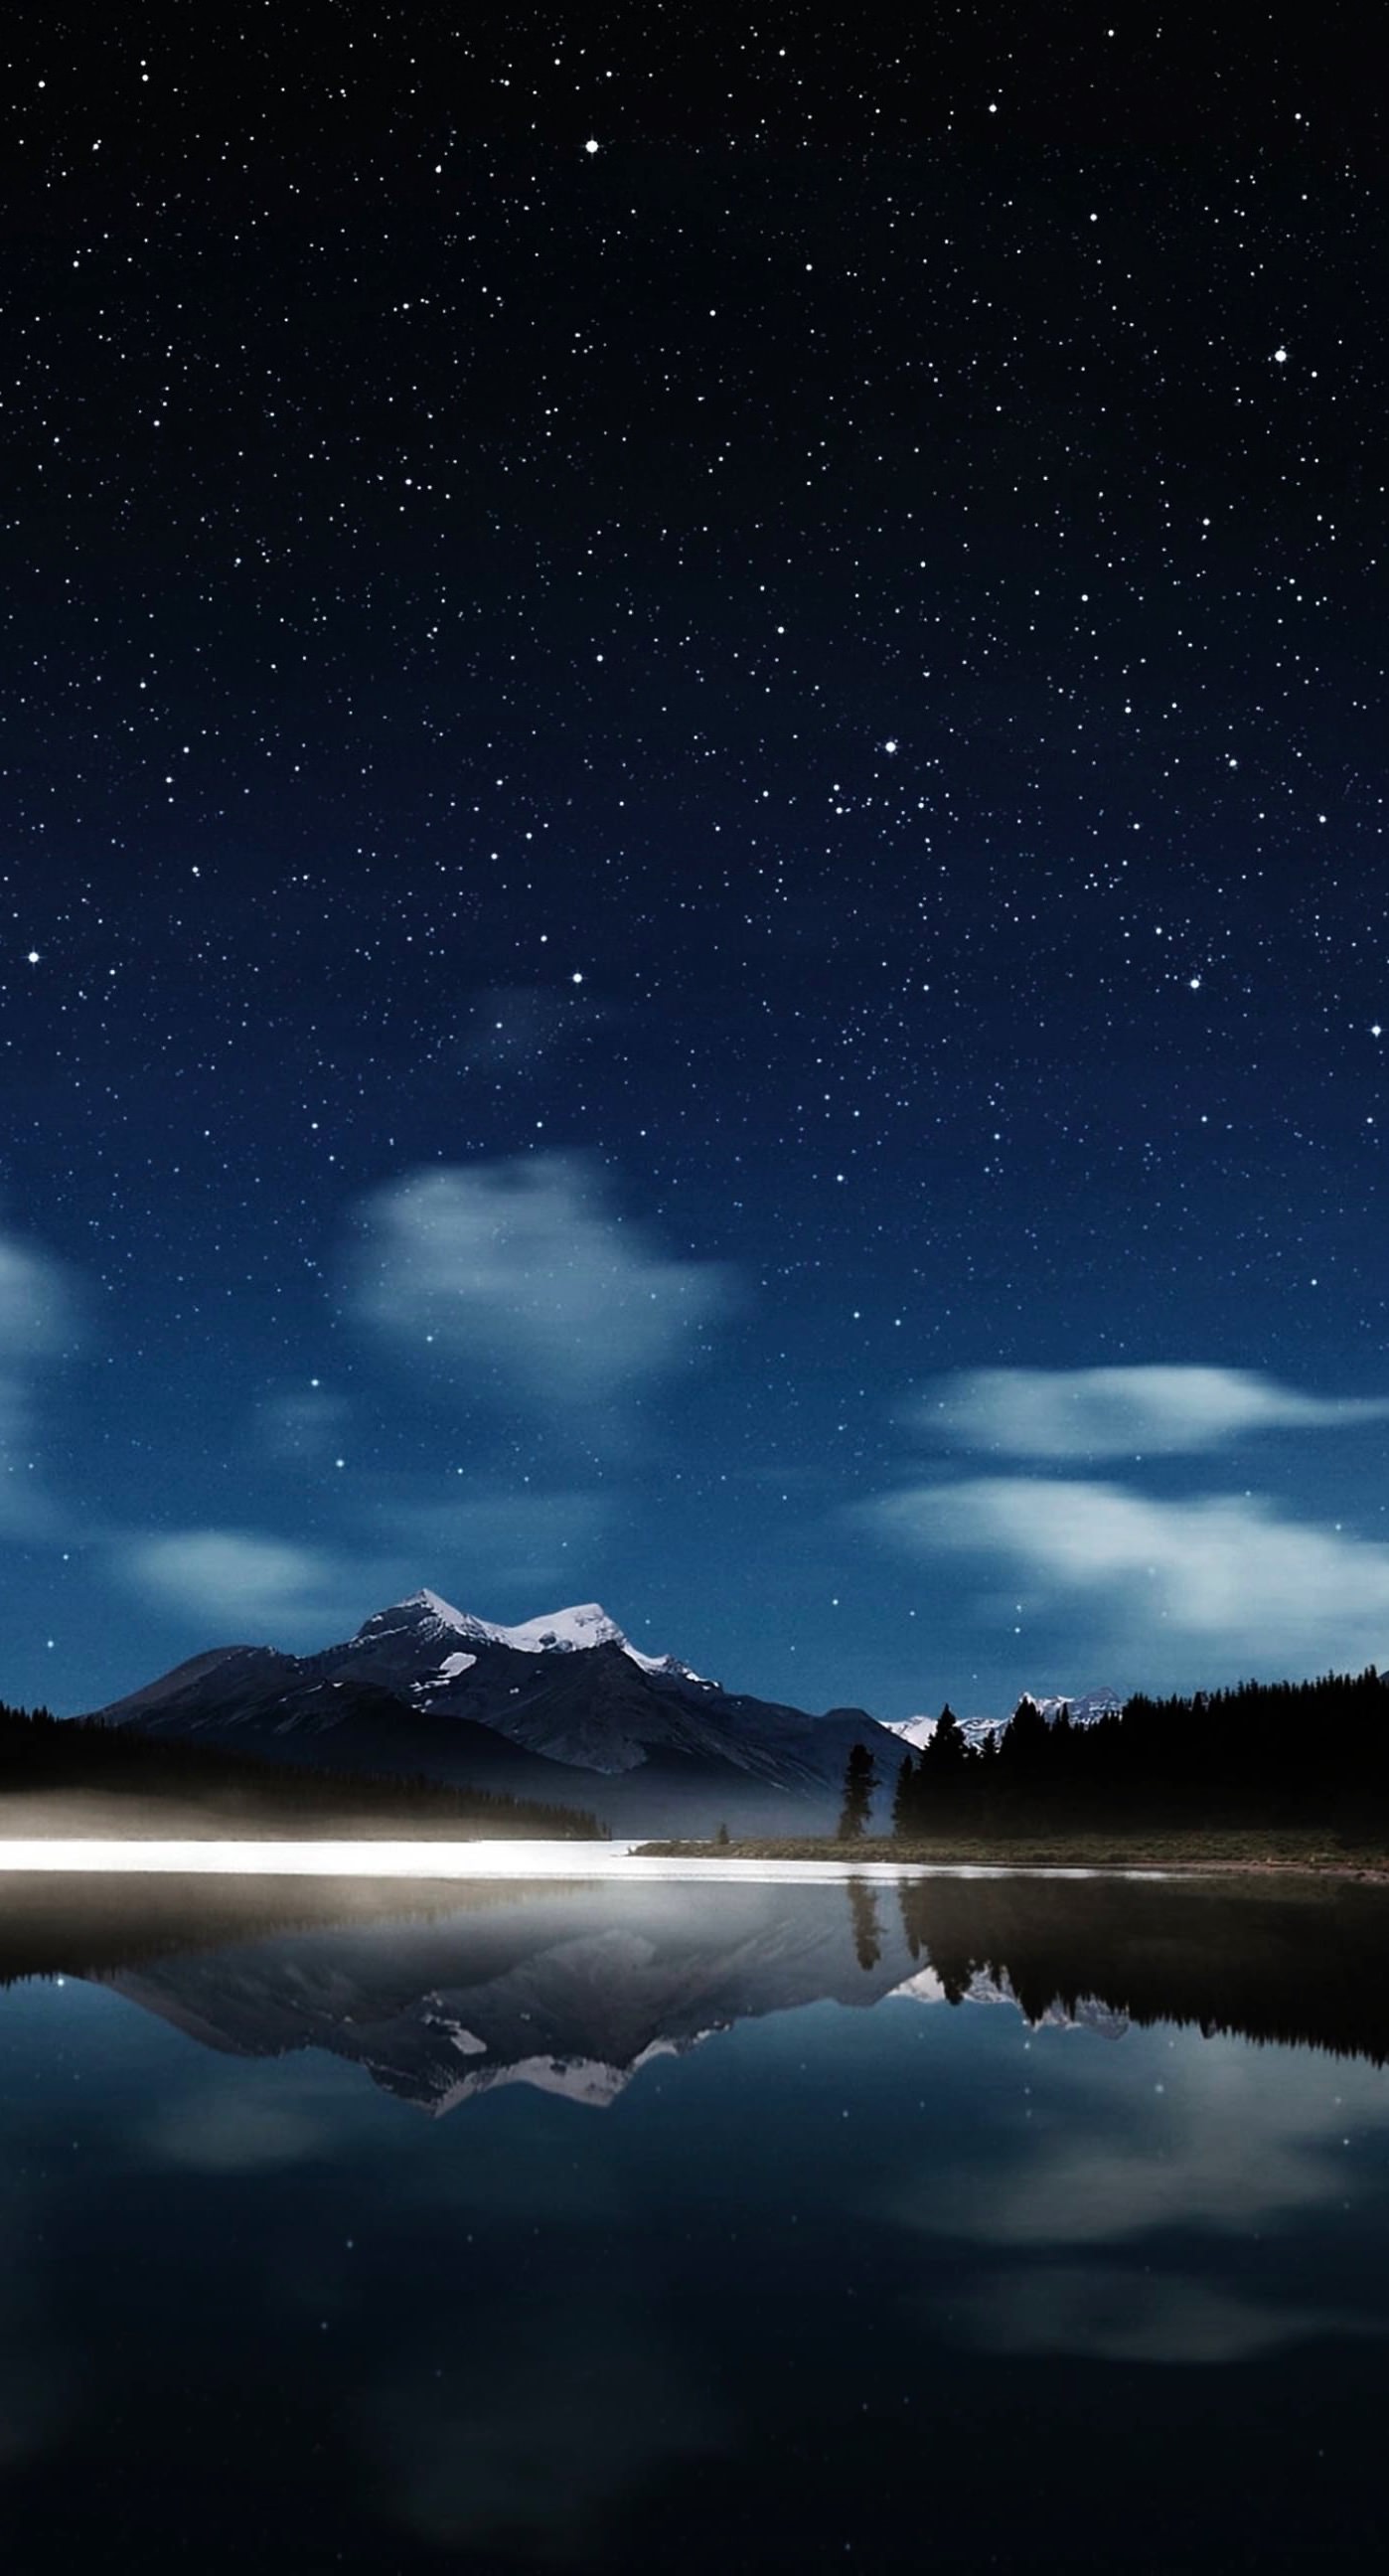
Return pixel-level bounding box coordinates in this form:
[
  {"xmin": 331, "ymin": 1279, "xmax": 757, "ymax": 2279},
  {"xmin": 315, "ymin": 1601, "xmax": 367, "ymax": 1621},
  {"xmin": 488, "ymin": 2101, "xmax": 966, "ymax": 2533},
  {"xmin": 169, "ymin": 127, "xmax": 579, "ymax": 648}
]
[{"xmin": 3, "ymin": 1869, "xmax": 1388, "ymax": 2571}]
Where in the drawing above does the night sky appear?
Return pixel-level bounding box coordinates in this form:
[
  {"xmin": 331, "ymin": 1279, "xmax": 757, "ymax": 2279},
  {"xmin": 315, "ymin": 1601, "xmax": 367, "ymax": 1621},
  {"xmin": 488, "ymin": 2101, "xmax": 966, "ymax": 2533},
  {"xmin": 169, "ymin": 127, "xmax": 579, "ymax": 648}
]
[{"xmin": 4, "ymin": 4, "xmax": 1387, "ymax": 1725}]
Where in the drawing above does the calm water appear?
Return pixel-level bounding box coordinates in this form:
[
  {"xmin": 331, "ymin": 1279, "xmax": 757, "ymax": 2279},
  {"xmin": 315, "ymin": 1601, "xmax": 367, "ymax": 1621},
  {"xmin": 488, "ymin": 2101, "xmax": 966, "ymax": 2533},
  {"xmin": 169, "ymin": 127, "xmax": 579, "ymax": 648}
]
[{"xmin": 2, "ymin": 1865, "xmax": 1389, "ymax": 2573}]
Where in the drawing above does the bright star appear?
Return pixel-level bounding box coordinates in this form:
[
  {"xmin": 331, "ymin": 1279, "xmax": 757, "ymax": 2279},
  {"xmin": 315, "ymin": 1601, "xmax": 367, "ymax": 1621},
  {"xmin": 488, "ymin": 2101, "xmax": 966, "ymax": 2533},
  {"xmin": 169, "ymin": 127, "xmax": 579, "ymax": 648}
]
[
  {"xmin": 26, "ymin": 949, "xmax": 40, "ymax": 965},
  {"xmin": 583, "ymin": 138, "xmax": 599, "ymax": 156}
]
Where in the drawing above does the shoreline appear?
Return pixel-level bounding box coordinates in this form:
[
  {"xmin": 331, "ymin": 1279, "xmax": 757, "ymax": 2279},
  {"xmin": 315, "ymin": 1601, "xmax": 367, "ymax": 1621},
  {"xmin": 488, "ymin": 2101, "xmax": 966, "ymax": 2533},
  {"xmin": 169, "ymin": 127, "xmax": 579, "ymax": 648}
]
[{"xmin": 633, "ymin": 1833, "xmax": 1389, "ymax": 1885}]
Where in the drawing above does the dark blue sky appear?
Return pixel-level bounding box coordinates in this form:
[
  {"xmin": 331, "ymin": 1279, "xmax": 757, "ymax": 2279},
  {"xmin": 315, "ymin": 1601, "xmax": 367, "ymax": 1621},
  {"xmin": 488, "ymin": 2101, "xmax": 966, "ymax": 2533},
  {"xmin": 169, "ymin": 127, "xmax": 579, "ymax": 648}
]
[{"xmin": 4, "ymin": 2, "xmax": 1387, "ymax": 1721}]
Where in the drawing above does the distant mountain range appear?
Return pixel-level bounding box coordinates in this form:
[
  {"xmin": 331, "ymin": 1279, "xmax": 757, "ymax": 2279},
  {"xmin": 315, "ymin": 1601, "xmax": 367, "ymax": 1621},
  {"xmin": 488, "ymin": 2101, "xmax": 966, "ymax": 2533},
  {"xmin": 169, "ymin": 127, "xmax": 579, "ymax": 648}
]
[
  {"xmin": 83, "ymin": 1588, "xmax": 1127, "ymax": 1834},
  {"xmin": 880, "ymin": 1688, "xmax": 1125, "ymax": 1756}
]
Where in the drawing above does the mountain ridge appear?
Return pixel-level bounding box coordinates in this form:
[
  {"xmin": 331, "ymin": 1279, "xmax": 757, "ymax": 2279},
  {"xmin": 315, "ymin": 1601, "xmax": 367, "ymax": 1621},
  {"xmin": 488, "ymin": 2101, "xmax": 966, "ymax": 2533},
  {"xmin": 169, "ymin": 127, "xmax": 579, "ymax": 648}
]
[{"xmin": 83, "ymin": 1588, "xmax": 896, "ymax": 1834}]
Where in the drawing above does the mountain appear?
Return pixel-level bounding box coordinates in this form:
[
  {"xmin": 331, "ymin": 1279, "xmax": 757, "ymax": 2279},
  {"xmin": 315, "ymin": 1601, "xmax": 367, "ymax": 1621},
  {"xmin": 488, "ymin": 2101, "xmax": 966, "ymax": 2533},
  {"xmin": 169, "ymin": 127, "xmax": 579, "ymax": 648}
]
[
  {"xmin": 84, "ymin": 1590, "xmax": 896, "ymax": 1834},
  {"xmin": 881, "ymin": 1686, "xmax": 1125, "ymax": 1756},
  {"xmin": 81, "ymin": 1880, "xmax": 1127, "ymax": 2118},
  {"xmin": 1021, "ymin": 1688, "xmax": 1125, "ymax": 1726},
  {"xmin": 881, "ymin": 1712, "xmax": 1001, "ymax": 1754}
]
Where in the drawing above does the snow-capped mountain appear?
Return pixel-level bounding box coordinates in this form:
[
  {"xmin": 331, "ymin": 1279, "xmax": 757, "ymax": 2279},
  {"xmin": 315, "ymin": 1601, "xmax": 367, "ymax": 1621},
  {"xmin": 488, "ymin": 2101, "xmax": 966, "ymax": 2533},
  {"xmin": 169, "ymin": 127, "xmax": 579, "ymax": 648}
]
[
  {"xmin": 85, "ymin": 1589, "xmax": 894, "ymax": 1833},
  {"xmin": 881, "ymin": 1712, "xmax": 1001, "ymax": 1754},
  {"xmin": 882, "ymin": 1687, "xmax": 1124, "ymax": 1756},
  {"xmin": 1019, "ymin": 1687, "xmax": 1125, "ymax": 1726},
  {"xmin": 352, "ymin": 1590, "xmax": 707, "ymax": 1682},
  {"xmin": 82, "ymin": 1879, "xmax": 1135, "ymax": 2118}
]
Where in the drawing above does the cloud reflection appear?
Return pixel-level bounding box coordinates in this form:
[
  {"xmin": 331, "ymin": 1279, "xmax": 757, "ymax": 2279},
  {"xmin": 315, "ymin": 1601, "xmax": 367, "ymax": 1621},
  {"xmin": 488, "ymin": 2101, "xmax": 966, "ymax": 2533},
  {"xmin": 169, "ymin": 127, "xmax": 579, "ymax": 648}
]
[{"xmin": 944, "ymin": 2263, "xmax": 1381, "ymax": 2365}]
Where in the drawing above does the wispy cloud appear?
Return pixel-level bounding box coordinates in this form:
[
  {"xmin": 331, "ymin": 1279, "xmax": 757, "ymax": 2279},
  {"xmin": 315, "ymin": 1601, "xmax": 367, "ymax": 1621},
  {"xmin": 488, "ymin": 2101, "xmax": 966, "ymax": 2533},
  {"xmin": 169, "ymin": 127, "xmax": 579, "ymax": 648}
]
[
  {"xmin": 0, "ymin": 1215, "xmax": 83, "ymax": 1533},
  {"xmin": 117, "ymin": 1529, "xmax": 356, "ymax": 1638},
  {"xmin": 344, "ymin": 1154, "xmax": 734, "ymax": 1424},
  {"xmin": 891, "ymin": 2036, "xmax": 1389, "ymax": 2359},
  {"xmin": 915, "ymin": 1366, "xmax": 1389, "ymax": 1459},
  {"xmin": 938, "ymin": 2265, "xmax": 1373, "ymax": 2366},
  {"xmin": 863, "ymin": 1476, "xmax": 1389, "ymax": 1669}
]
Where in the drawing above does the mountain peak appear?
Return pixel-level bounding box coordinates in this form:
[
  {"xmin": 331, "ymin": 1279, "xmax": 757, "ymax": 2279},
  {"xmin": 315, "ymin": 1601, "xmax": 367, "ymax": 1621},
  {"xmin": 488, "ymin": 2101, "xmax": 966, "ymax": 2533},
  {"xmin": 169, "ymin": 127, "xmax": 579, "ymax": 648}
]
[
  {"xmin": 352, "ymin": 1589, "xmax": 470, "ymax": 1643},
  {"xmin": 344, "ymin": 1590, "xmax": 708, "ymax": 1682},
  {"xmin": 401, "ymin": 1587, "xmax": 468, "ymax": 1624}
]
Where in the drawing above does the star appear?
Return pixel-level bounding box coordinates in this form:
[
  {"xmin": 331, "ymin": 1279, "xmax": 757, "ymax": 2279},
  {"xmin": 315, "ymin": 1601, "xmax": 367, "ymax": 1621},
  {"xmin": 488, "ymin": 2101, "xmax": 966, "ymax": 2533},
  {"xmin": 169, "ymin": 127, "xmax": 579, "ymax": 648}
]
[
  {"xmin": 583, "ymin": 138, "xmax": 599, "ymax": 156},
  {"xmin": 26, "ymin": 949, "xmax": 40, "ymax": 965}
]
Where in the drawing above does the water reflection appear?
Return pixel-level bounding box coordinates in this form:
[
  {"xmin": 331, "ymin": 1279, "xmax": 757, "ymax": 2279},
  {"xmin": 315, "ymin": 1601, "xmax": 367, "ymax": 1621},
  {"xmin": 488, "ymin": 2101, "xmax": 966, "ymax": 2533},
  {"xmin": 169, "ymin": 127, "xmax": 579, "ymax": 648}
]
[
  {"xmin": 5, "ymin": 1866, "xmax": 1389, "ymax": 2093},
  {"xmin": 3, "ymin": 1869, "xmax": 1389, "ymax": 2572}
]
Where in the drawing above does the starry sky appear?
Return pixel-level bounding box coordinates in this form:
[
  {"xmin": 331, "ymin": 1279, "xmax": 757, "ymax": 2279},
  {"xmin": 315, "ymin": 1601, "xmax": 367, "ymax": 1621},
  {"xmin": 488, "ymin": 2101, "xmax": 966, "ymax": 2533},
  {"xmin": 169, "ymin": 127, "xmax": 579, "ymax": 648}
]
[{"xmin": 3, "ymin": 3, "xmax": 1387, "ymax": 1725}]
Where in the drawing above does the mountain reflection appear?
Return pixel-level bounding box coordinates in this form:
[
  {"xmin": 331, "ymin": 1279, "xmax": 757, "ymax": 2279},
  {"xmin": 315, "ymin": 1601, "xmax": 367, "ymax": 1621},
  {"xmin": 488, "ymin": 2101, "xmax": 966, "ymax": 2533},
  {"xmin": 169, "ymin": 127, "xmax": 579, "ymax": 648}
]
[{"xmin": 2, "ymin": 1867, "xmax": 1387, "ymax": 2106}]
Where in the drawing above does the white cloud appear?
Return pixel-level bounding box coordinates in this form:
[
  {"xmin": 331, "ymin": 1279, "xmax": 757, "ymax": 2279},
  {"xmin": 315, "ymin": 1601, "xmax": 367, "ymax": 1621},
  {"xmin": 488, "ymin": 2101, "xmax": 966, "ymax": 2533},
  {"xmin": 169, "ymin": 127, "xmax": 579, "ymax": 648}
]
[
  {"xmin": 901, "ymin": 2032, "xmax": 1386, "ymax": 2246},
  {"xmin": 118, "ymin": 1529, "xmax": 354, "ymax": 1636},
  {"xmin": 864, "ymin": 1477, "xmax": 1389, "ymax": 1669},
  {"xmin": 0, "ymin": 1216, "xmax": 83, "ymax": 1532},
  {"xmin": 891, "ymin": 2037, "xmax": 1389, "ymax": 2360},
  {"xmin": 916, "ymin": 1365, "xmax": 1389, "ymax": 1458},
  {"xmin": 345, "ymin": 1154, "xmax": 733, "ymax": 1418},
  {"xmin": 0, "ymin": 1230, "xmax": 79, "ymax": 1360}
]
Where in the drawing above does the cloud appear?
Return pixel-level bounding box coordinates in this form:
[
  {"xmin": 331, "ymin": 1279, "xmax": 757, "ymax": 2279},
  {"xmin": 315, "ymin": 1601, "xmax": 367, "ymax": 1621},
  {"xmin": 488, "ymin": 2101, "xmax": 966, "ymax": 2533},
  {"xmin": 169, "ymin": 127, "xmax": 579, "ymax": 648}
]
[
  {"xmin": 0, "ymin": 1230, "xmax": 79, "ymax": 1361},
  {"xmin": 915, "ymin": 1366, "xmax": 1389, "ymax": 1459},
  {"xmin": 863, "ymin": 1477, "xmax": 1389, "ymax": 1668},
  {"xmin": 117, "ymin": 1529, "xmax": 355, "ymax": 1636},
  {"xmin": 345, "ymin": 1154, "xmax": 734, "ymax": 1419},
  {"xmin": 0, "ymin": 1215, "xmax": 84, "ymax": 1532},
  {"xmin": 938, "ymin": 2265, "xmax": 1373, "ymax": 2366},
  {"xmin": 367, "ymin": 2308, "xmax": 724, "ymax": 2557},
  {"xmin": 140, "ymin": 2093, "xmax": 332, "ymax": 2174}
]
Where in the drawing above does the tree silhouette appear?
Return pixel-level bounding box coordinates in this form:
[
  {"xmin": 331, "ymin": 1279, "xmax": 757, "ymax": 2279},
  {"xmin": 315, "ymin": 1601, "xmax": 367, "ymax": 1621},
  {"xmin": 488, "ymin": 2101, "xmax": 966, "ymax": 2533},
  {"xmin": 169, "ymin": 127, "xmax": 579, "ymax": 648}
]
[
  {"xmin": 848, "ymin": 1878, "xmax": 882, "ymax": 1969},
  {"xmin": 891, "ymin": 1748, "xmax": 918, "ymax": 1835},
  {"xmin": 837, "ymin": 1740, "xmax": 878, "ymax": 1840}
]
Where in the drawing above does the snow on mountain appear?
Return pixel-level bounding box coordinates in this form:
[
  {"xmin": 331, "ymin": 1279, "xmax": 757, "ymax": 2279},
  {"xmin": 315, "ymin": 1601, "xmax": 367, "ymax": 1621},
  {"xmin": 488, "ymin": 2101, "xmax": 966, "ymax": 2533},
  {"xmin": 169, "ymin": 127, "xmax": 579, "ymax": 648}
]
[
  {"xmin": 1026, "ymin": 1687, "xmax": 1125, "ymax": 1725},
  {"xmin": 88, "ymin": 1585, "xmax": 878, "ymax": 1826},
  {"xmin": 881, "ymin": 1712, "xmax": 1003, "ymax": 1753},
  {"xmin": 353, "ymin": 1590, "xmax": 705, "ymax": 1682},
  {"xmin": 882, "ymin": 1688, "xmax": 1124, "ymax": 1753}
]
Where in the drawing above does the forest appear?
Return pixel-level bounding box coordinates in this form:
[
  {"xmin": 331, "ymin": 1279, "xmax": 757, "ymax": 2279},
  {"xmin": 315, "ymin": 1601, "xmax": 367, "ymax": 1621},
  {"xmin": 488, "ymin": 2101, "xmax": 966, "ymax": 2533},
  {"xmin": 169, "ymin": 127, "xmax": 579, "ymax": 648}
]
[
  {"xmin": 889, "ymin": 1666, "xmax": 1389, "ymax": 1835},
  {"xmin": 0, "ymin": 1697, "xmax": 603, "ymax": 1840}
]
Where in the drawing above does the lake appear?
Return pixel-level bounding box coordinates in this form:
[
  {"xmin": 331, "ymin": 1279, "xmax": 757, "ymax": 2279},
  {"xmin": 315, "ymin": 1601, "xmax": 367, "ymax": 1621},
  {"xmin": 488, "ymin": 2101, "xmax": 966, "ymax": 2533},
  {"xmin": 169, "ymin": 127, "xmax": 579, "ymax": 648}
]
[{"xmin": 1, "ymin": 1860, "xmax": 1387, "ymax": 2572}]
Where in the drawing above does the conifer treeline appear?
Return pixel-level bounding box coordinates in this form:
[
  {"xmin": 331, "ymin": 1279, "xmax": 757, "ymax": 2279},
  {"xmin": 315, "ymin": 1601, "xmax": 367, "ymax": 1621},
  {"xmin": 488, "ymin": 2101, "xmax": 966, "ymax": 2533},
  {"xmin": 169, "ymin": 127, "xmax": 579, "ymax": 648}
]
[
  {"xmin": 891, "ymin": 1870, "xmax": 1389, "ymax": 2064},
  {"xmin": 0, "ymin": 1699, "xmax": 603, "ymax": 1839},
  {"xmin": 891, "ymin": 1666, "xmax": 1389, "ymax": 1834}
]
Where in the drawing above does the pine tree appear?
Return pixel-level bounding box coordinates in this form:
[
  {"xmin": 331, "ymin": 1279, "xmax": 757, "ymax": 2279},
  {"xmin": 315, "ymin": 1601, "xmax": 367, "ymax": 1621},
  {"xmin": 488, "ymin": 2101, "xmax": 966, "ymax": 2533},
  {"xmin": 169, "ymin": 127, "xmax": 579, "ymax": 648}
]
[
  {"xmin": 919, "ymin": 1702, "xmax": 968, "ymax": 1820},
  {"xmin": 837, "ymin": 1740, "xmax": 878, "ymax": 1841},
  {"xmin": 891, "ymin": 1748, "xmax": 918, "ymax": 1837}
]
